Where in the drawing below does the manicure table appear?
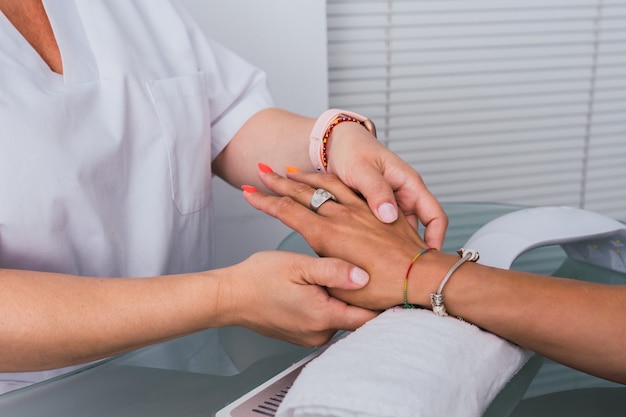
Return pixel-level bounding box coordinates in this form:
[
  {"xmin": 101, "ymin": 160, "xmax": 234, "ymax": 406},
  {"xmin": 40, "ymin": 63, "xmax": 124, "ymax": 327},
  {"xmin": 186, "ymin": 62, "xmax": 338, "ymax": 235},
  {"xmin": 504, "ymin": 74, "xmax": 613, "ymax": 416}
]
[{"xmin": 0, "ymin": 202, "xmax": 624, "ymax": 417}]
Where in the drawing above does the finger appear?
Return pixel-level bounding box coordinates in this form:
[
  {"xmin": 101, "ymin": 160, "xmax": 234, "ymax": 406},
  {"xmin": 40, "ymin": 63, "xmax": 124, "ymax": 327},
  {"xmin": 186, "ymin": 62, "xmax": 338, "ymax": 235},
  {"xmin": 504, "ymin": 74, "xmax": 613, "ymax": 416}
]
[
  {"xmin": 326, "ymin": 300, "xmax": 379, "ymax": 332},
  {"xmin": 386, "ymin": 165, "xmax": 448, "ymax": 248},
  {"xmin": 242, "ymin": 185, "xmax": 321, "ymax": 233},
  {"xmin": 283, "ymin": 169, "xmax": 367, "ymax": 208},
  {"xmin": 270, "ymin": 251, "xmax": 372, "ymax": 289},
  {"xmin": 257, "ymin": 163, "xmax": 363, "ymax": 209},
  {"xmin": 299, "ymin": 257, "xmax": 378, "ymax": 330},
  {"xmin": 423, "ymin": 216, "xmax": 448, "ymax": 250},
  {"xmin": 343, "ymin": 163, "xmax": 399, "ymax": 223},
  {"xmin": 414, "ymin": 193, "xmax": 448, "ymax": 250},
  {"xmin": 300, "ymin": 256, "xmax": 370, "ymax": 289}
]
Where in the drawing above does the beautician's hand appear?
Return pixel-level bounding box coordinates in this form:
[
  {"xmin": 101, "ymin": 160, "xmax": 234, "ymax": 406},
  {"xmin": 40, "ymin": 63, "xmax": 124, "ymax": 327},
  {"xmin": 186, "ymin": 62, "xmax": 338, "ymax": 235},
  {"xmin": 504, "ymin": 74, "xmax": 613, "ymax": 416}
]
[
  {"xmin": 224, "ymin": 250, "xmax": 378, "ymax": 347},
  {"xmin": 213, "ymin": 108, "xmax": 447, "ymax": 249},
  {"xmin": 242, "ymin": 165, "xmax": 433, "ymax": 310},
  {"xmin": 325, "ymin": 122, "xmax": 448, "ymax": 249}
]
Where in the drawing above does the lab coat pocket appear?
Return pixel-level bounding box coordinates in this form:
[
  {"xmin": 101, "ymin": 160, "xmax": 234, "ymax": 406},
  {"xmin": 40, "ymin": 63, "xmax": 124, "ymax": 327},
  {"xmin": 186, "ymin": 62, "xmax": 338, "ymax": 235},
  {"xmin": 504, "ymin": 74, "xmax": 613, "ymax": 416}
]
[{"xmin": 148, "ymin": 72, "xmax": 212, "ymax": 215}]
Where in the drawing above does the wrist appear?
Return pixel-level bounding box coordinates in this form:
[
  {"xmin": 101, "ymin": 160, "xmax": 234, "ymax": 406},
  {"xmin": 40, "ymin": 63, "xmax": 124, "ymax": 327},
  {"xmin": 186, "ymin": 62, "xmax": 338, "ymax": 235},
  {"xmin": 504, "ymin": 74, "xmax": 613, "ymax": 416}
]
[
  {"xmin": 407, "ymin": 251, "xmax": 460, "ymax": 307},
  {"xmin": 308, "ymin": 109, "xmax": 376, "ymax": 172},
  {"xmin": 205, "ymin": 266, "xmax": 241, "ymax": 328},
  {"xmin": 401, "ymin": 247, "xmax": 436, "ymax": 309}
]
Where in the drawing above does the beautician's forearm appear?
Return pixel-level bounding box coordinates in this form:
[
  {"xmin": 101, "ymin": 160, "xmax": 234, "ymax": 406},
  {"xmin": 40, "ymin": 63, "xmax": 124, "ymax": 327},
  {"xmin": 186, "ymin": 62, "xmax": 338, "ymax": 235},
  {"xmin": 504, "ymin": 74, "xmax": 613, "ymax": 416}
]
[
  {"xmin": 212, "ymin": 108, "xmax": 315, "ymax": 190},
  {"xmin": 411, "ymin": 252, "xmax": 626, "ymax": 384},
  {"xmin": 0, "ymin": 268, "xmax": 230, "ymax": 371}
]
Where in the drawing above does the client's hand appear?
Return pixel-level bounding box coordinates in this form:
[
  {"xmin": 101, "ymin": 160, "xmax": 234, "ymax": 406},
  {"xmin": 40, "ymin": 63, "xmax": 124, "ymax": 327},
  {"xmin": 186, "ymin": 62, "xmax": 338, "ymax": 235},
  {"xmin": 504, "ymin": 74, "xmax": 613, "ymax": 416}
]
[{"xmin": 242, "ymin": 165, "xmax": 433, "ymax": 310}]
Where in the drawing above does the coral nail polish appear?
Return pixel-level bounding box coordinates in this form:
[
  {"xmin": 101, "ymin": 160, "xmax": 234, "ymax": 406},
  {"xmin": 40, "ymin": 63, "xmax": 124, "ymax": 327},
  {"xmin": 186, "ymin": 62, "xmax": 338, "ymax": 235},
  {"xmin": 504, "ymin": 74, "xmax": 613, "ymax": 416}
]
[
  {"xmin": 258, "ymin": 163, "xmax": 273, "ymax": 173},
  {"xmin": 241, "ymin": 185, "xmax": 258, "ymax": 193},
  {"xmin": 286, "ymin": 165, "xmax": 300, "ymax": 173}
]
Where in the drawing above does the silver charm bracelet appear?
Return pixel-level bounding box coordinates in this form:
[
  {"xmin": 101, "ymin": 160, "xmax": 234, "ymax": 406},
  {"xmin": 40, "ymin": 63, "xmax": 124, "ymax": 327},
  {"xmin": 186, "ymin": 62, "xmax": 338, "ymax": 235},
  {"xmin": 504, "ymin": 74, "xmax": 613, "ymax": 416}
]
[{"xmin": 430, "ymin": 248, "xmax": 480, "ymax": 317}]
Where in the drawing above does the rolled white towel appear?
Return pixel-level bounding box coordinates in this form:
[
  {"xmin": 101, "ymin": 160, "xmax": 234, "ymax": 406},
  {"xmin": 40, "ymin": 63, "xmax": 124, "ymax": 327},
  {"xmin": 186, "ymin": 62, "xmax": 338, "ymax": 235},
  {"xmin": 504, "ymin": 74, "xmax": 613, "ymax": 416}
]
[{"xmin": 276, "ymin": 308, "xmax": 532, "ymax": 417}]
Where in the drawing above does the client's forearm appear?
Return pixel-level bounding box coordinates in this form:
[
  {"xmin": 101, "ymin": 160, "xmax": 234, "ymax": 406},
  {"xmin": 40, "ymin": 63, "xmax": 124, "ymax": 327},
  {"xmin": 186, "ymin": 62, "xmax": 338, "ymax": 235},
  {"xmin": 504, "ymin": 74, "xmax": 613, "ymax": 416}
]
[{"xmin": 411, "ymin": 251, "xmax": 626, "ymax": 384}]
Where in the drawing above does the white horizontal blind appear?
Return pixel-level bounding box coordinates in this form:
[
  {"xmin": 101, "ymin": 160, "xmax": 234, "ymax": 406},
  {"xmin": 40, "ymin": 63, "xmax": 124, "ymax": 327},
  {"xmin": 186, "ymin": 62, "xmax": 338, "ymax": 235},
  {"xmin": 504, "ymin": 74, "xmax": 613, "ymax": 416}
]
[
  {"xmin": 327, "ymin": 0, "xmax": 626, "ymax": 220},
  {"xmin": 585, "ymin": 1, "xmax": 626, "ymax": 219}
]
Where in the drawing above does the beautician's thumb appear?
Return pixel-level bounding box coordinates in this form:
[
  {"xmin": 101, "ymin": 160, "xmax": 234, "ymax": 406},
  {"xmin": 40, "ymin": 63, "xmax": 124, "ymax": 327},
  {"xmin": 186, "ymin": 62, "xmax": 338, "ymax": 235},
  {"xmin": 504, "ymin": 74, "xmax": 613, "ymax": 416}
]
[
  {"xmin": 306, "ymin": 257, "xmax": 370, "ymax": 290},
  {"xmin": 349, "ymin": 167, "xmax": 399, "ymax": 224}
]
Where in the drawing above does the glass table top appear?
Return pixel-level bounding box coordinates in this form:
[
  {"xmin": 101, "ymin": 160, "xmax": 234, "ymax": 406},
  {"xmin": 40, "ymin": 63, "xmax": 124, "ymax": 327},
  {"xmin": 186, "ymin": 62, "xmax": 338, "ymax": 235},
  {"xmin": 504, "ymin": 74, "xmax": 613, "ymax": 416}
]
[{"xmin": 0, "ymin": 202, "xmax": 624, "ymax": 416}]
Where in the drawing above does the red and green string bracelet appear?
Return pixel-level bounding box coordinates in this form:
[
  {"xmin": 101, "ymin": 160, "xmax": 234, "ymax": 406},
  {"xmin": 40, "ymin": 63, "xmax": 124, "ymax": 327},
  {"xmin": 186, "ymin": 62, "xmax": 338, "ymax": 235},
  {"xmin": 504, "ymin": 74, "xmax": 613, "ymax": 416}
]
[
  {"xmin": 403, "ymin": 247, "xmax": 435, "ymax": 309},
  {"xmin": 319, "ymin": 115, "xmax": 364, "ymax": 170},
  {"xmin": 308, "ymin": 109, "xmax": 377, "ymax": 172}
]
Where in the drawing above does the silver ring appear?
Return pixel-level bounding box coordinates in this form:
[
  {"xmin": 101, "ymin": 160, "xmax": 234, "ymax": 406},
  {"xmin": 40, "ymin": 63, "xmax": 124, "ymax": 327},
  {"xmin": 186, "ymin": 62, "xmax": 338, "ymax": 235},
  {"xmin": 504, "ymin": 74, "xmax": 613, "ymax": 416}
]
[{"xmin": 310, "ymin": 188, "xmax": 337, "ymax": 212}]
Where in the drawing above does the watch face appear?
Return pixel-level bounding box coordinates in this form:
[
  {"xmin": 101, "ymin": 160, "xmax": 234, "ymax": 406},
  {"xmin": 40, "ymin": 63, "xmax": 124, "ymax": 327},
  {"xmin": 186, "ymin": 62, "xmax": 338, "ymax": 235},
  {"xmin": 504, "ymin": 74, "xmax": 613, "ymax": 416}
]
[{"xmin": 363, "ymin": 118, "xmax": 377, "ymax": 138}]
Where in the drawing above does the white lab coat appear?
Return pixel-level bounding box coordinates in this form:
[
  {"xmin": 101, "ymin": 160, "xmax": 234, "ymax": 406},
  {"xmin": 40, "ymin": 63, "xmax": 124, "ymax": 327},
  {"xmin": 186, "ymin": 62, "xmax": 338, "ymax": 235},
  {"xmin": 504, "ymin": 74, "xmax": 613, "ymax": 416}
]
[{"xmin": 0, "ymin": 0, "xmax": 272, "ymax": 393}]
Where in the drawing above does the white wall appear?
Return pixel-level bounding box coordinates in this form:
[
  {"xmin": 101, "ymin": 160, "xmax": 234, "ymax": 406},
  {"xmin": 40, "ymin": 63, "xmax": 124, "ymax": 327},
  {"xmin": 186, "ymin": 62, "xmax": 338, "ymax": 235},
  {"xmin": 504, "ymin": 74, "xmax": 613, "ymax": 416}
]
[{"xmin": 177, "ymin": 0, "xmax": 328, "ymax": 267}]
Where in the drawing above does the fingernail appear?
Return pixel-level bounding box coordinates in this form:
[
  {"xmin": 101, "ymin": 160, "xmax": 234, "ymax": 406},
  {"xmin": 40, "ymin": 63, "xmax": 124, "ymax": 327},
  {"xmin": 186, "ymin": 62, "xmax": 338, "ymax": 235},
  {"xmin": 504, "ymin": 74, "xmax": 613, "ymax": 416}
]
[
  {"xmin": 241, "ymin": 185, "xmax": 258, "ymax": 193},
  {"xmin": 286, "ymin": 165, "xmax": 300, "ymax": 173},
  {"xmin": 350, "ymin": 267, "xmax": 370, "ymax": 286},
  {"xmin": 378, "ymin": 202, "xmax": 398, "ymax": 223},
  {"xmin": 258, "ymin": 163, "xmax": 273, "ymax": 173}
]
